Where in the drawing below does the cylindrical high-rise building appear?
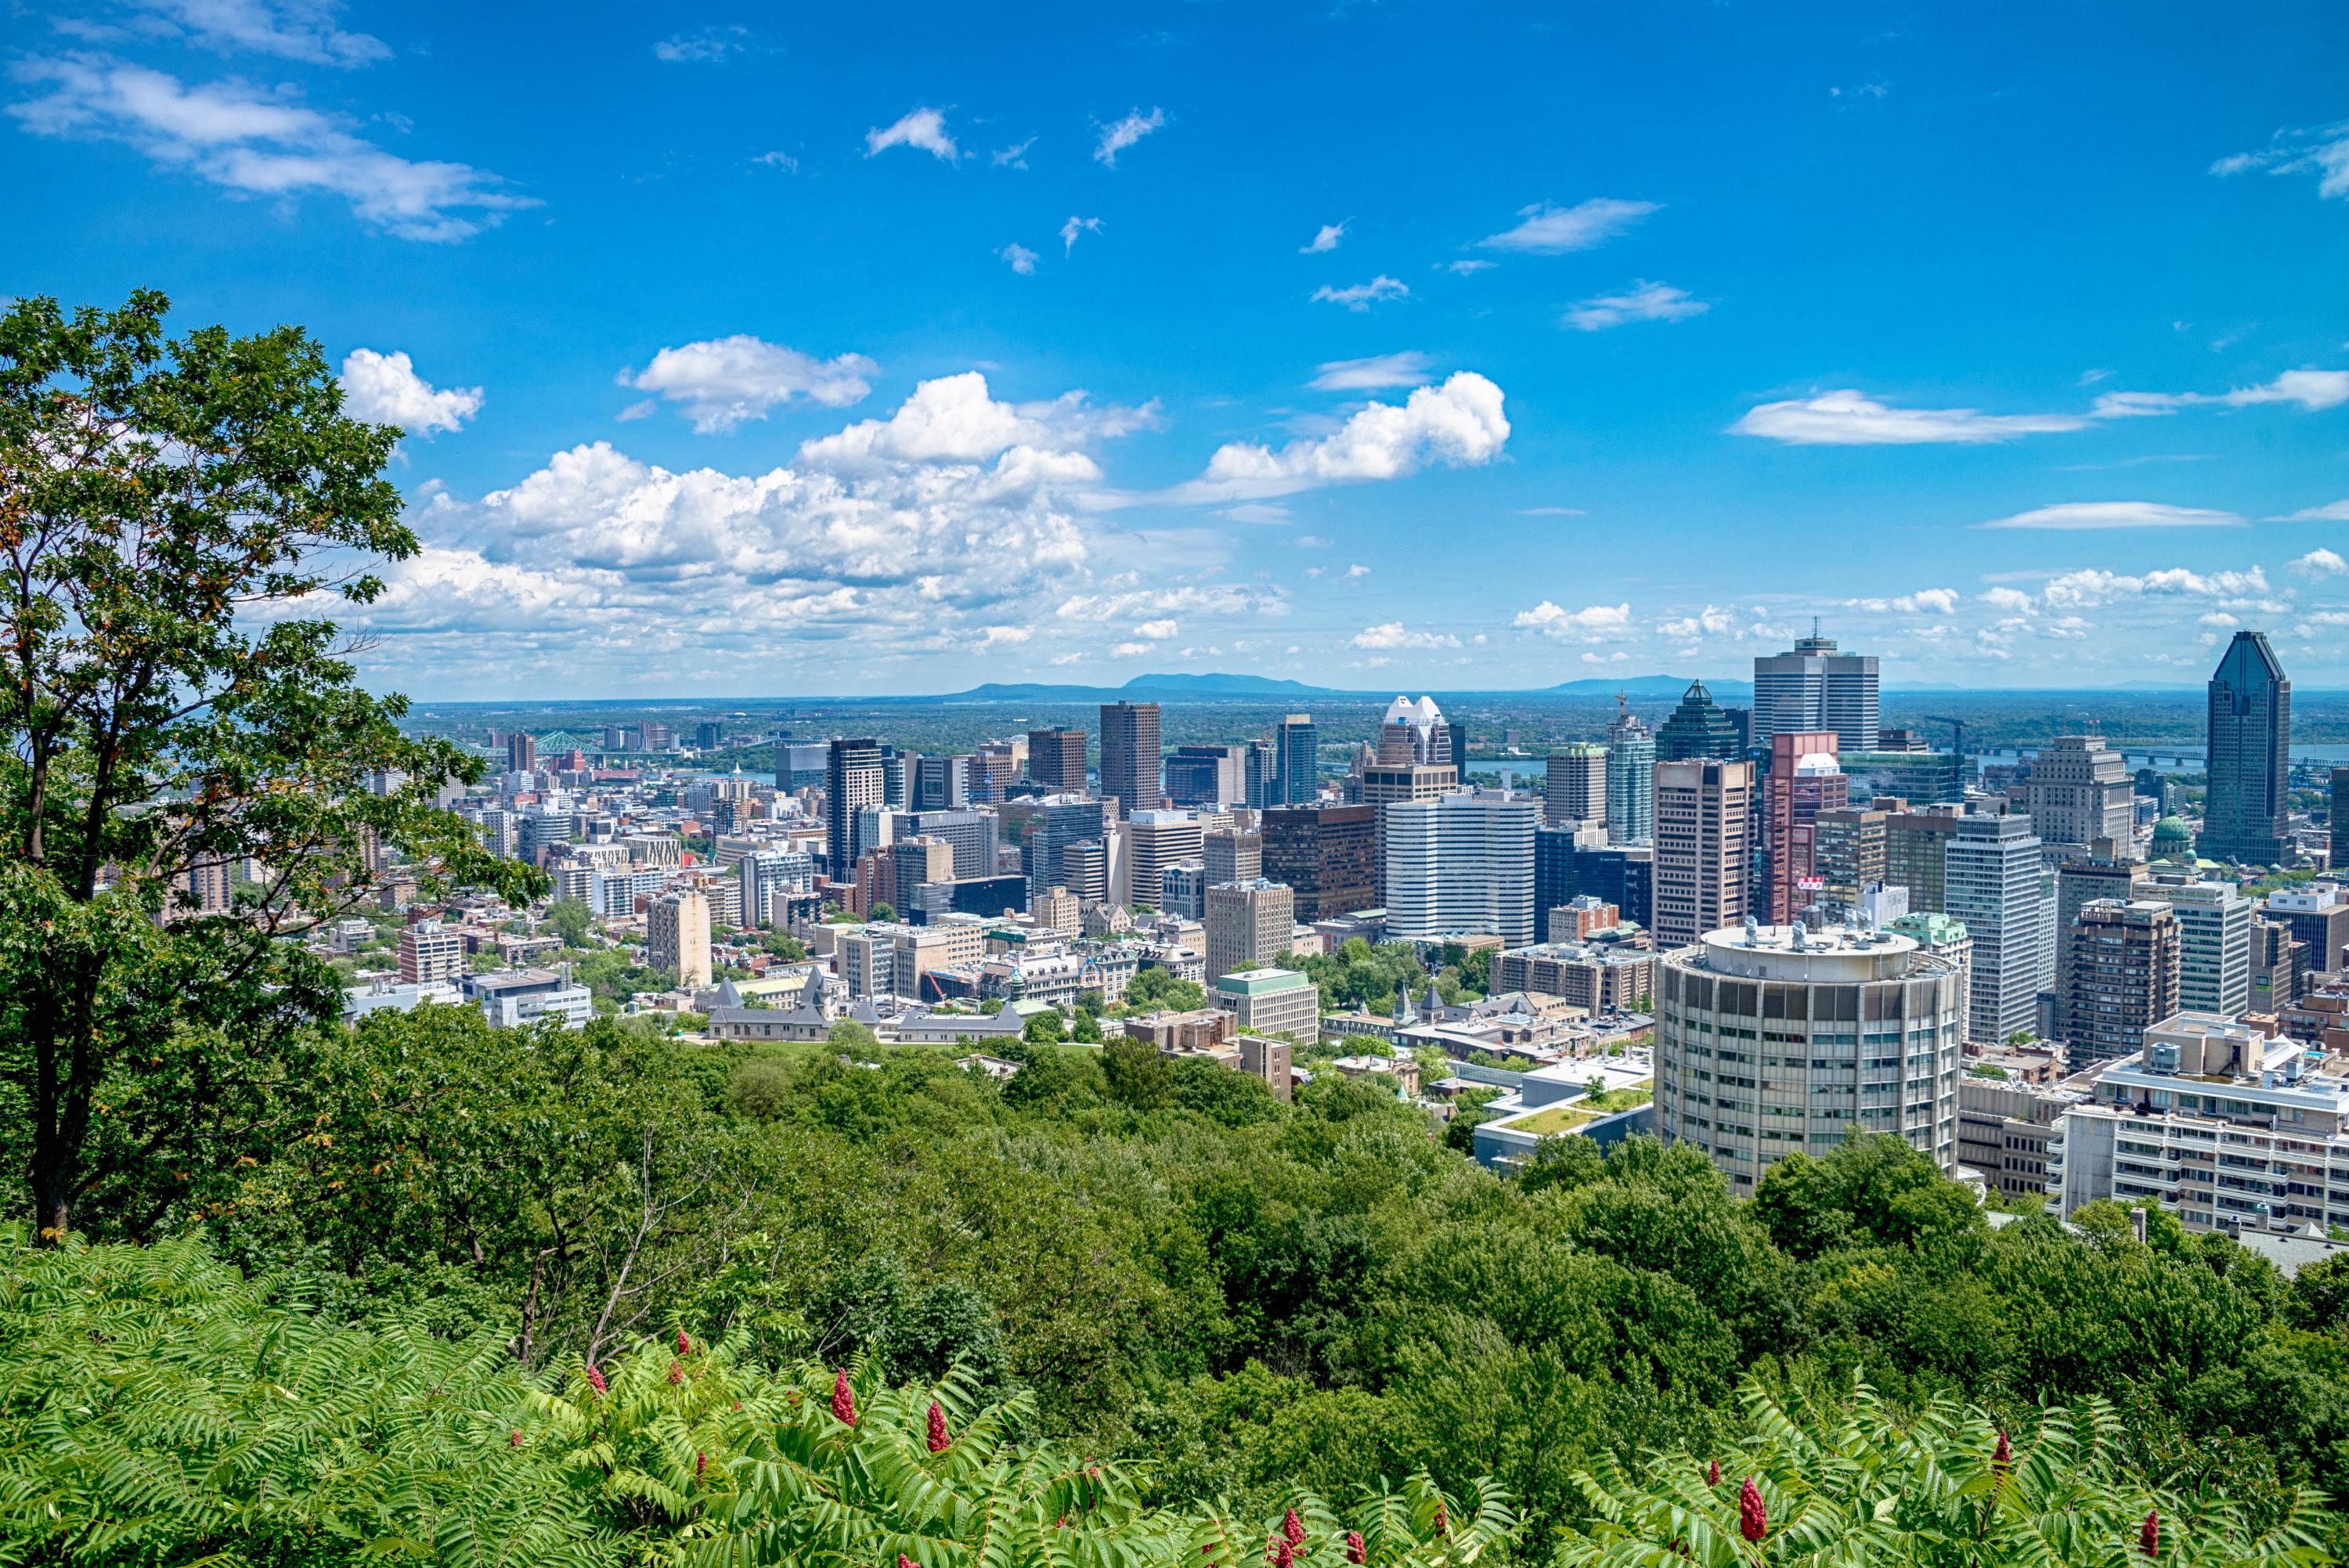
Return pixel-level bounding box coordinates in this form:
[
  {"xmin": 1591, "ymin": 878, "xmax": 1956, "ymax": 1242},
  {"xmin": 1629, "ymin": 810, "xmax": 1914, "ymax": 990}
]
[{"xmin": 1656, "ymin": 921, "xmax": 1963, "ymax": 1192}]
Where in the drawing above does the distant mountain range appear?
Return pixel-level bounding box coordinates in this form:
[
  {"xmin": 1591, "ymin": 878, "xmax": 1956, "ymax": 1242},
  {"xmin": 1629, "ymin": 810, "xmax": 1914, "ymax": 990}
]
[{"xmin": 944, "ymin": 672, "xmax": 1761, "ymax": 704}]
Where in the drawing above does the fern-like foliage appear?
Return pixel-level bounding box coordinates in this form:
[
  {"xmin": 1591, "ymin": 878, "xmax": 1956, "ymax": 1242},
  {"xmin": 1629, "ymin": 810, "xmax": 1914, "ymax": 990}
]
[
  {"xmin": 1550, "ymin": 1381, "xmax": 2332, "ymax": 1568},
  {"xmin": 0, "ymin": 1229, "xmax": 1517, "ymax": 1568}
]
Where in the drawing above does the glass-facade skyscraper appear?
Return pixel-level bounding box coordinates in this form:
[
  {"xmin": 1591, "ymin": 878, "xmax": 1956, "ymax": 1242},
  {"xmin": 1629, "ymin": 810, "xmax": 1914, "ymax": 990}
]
[{"xmin": 2202, "ymin": 630, "xmax": 2290, "ymax": 867}]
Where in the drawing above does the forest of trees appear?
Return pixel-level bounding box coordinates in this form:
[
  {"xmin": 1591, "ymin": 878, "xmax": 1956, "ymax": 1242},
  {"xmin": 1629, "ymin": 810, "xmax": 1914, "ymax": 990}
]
[{"xmin": 2, "ymin": 294, "xmax": 2343, "ymax": 1565}]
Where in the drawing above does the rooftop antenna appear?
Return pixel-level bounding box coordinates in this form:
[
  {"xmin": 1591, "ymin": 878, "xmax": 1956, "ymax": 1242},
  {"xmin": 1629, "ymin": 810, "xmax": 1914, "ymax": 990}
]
[{"xmin": 1811, "ymin": 615, "xmax": 1820, "ymax": 639}]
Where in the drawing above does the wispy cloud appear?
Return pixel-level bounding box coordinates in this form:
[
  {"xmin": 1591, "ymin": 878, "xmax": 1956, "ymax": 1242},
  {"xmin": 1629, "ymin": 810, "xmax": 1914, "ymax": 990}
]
[
  {"xmin": 1093, "ymin": 106, "xmax": 1166, "ymax": 166},
  {"xmin": 127, "ymin": 0, "xmax": 388, "ymax": 67},
  {"xmin": 2091, "ymin": 368, "xmax": 2349, "ymax": 417},
  {"xmin": 998, "ymin": 242, "xmax": 1038, "ymax": 275},
  {"xmin": 6, "ymin": 55, "xmax": 531, "ymax": 240},
  {"xmin": 2271, "ymin": 499, "xmax": 2349, "ymax": 522},
  {"xmin": 1977, "ymin": 501, "xmax": 2246, "ymax": 531},
  {"xmin": 991, "ymin": 136, "xmax": 1035, "ymax": 168},
  {"xmin": 2211, "ymin": 119, "xmax": 2349, "ymax": 202},
  {"xmin": 1300, "ymin": 220, "xmax": 1346, "ymax": 254},
  {"xmin": 1059, "ymin": 214, "xmax": 1102, "ymax": 254},
  {"xmin": 1311, "ymin": 276, "xmax": 1408, "ymax": 311},
  {"xmin": 1309, "ymin": 351, "xmax": 1432, "ymax": 391},
  {"xmin": 865, "ymin": 106, "xmax": 957, "ymax": 161},
  {"xmin": 655, "ymin": 25, "xmax": 751, "ymax": 63},
  {"xmin": 1731, "ymin": 390, "xmax": 2085, "ymax": 445},
  {"xmin": 1563, "ymin": 279, "xmax": 1708, "ymax": 331},
  {"xmin": 1477, "ymin": 196, "xmax": 1658, "ymax": 254}
]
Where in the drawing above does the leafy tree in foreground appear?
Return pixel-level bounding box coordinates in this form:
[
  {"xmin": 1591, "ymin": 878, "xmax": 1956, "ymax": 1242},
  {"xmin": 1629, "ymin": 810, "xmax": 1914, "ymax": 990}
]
[
  {"xmin": 0, "ymin": 290, "xmax": 535, "ymax": 1238},
  {"xmin": 1552, "ymin": 1382, "xmax": 2329, "ymax": 1568}
]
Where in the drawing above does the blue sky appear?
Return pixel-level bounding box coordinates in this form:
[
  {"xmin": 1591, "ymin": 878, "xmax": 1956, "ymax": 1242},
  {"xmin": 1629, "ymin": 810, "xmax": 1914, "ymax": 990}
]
[{"xmin": 7, "ymin": 0, "xmax": 2347, "ymax": 697}]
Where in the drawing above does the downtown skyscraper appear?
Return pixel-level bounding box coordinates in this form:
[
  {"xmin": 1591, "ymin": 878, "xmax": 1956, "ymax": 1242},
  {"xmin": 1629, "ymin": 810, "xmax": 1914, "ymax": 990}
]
[
  {"xmin": 1752, "ymin": 626, "xmax": 1879, "ymax": 752},
  {"xmin": 1098, "ymin": 701, "xmax": 1162, "ymax": 820},
  {"xmin": 2202, "ymin": 630, "xmax": 2291, "ymax": 867}
]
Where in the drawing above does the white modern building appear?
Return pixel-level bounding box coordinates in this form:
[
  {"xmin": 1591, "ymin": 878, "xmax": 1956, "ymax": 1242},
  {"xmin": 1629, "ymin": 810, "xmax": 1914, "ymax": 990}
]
[
  {"xmin": 2050, "ymin": 1012, "xmax": 2349, "ymax": 1237},
  {"xmin": 2146, "ymin": 874, "xmax": 2253, "ymax": 1020},
  {"xmin": 1655, "ymin": 921, "xmax": 1965, "ymax": 1191},
  {"xmin": 1383, "ymin": 788, "xmax": 1539, "ymax": 947}
]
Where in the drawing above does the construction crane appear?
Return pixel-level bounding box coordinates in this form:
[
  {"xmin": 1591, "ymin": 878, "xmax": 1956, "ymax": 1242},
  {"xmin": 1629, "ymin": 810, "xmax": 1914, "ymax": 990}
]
[{"xmin": 1925, "ymin": 716, "xmax": 1968, "ymax": 804}]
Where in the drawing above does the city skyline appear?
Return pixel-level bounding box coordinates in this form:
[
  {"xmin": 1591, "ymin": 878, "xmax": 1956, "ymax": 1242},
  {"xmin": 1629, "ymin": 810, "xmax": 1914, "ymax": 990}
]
[{"xmin": 8, "ymin": 2, "xmax": 2346, "ymax": 698}]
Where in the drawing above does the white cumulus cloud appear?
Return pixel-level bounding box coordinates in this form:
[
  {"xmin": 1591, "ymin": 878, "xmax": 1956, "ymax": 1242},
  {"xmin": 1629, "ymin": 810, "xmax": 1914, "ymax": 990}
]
[
  {"xmin": 2292, "ymin": 549, "xmax": 2347, "ymax": 578},
  {"xmin": 1732, "ymin": 390, "xmax": 2086, "ymax": 445},
  {"xmin": 621, "ymin": 335, "xmax": 878, "ymax": 433},
  {"xmin": 1844, "ymin": 587, "xmax": 1960, "ymax": 614},
  {"xmin": 338, "ymin": 348, "xmax": 482, "ymax": 435},
  {"xmin": 1353, "ymin": 622, "xmax": 1460, "ymax": 651},
  {"xmin": 1163, "ymin": 371, "xmax": 1507, "ymax": 503},
  {"xmin": 1515, "ymin": 601, "xmax": 1633, "ymax": 642},
  {"xmin": 998, "ymin": 242, "xmax": 1038, "ymax": 275}
]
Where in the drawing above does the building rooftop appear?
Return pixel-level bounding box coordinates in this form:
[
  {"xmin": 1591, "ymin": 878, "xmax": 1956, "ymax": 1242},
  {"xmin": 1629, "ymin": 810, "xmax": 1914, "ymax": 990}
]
[{"xmin": 1214, "ymin": 966, "xmax": 1312, "ymax": 995}]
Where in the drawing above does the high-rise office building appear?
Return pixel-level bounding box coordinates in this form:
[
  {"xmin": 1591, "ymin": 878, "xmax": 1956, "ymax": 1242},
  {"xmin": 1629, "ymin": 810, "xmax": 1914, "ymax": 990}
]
[
  {"xmin": 1946, "ymin": 809, "xmax": 2052, "ymax": 1044},
  {"xmin": 1813, "ymin": 806, "xmax": 1887, "ymax": 909},
  {"xmin": 1883, "ymin": 803, "xmax": 1964, "ymax": 914},
  {"xmin": 1099, "ymin": 701, "xmax": 1162, "ymax": 819},
  {"xmin": 1752, "ymin": 626, "xmax": 1878, "ymax": 751},
  {"xmin": 1127, "ymin": 810, "xmax": 1206, "ymax": 899},
  {"xmin": 1160, "ymin": 862, "xmax": 1207, "ymax": 921},
  {"xmin": 1761, "ymin": 731, "xmax": 1848, "ymax": 922},
  {"xmin": 647, "ymin": 889, "xmax": 713, "ymax": 989},
  {"xmin": 2020, "ymin": 736, "xmax": 2135, "ymax": 853},
  {"xmin": 1655, "ymin": 921, "xmax": 1964, "ymax": 1191},
  {"xmin": 1656, "ymin": 679, "xmax": 1744, "ymax": 762},
  {"xmin": 2145, "ymin": 872, "xmax": 2252, "ymax": 1020},
  {"xmin": 1164, "ymin": 744, "xmax": 1247, "ymax": 807},
  {"xmin": 824, "ymin": 737, "xmax": 885, "ymax": 875},
  {"xmin": 504, "ymin": 730, "xmax": 536, "ymax": 774},
  {"xmin": 2061, "ymin": 899, "xmax": 2181, "ymax": 1067},
  {"xmin": 738, "ymin": 849, "xmax": 814, "ymax": 929},
  {"xmin": 1261, "ymin": 803, "xmax": 1377, "ymax": 921},
  {"xmin": 1361, "ymin": 759, "xmax": 1459, "ymax": 903},
  {"xmin": 1605, "ymin": 708, "xmax": 1655, "ymax": 845},
  {"xmin": 1652, "ymin": 759, "xmax": 1752, "ymax": 949},
  {"xmin": 1244, "ymin": 738, "xmax": 1280, "ymax": 811},
  {"xmin": 1274, "ymin": 714, "xmax": 1319, "ymax": 806},
  {"xmin": 1023, "ymin": 794, "xmax": 1108, "ymax": 899},
  {"xmin": 2265, "ymin": 882, "xmax": 2349, "ymax": 975},
  {"xmin": 695, "ymin": 720, "xmax": 726, "ymax": 751},
  {"xmin": 1062, "ymin": 838, "xmax": 1110, "ymax": 907},
  {"xmin": 2333, "ymin": 768, "xmax": 2349, "ymax": 871},
  {"xmin": 2051, "ymin": 842, "xmax": 2144, "ymax": 1044},
  {"xmin": 1382, "ymin": 789, "xmax": 1539, "ymax": 946},
  {"xmin": 906, "ymin": 808, "xmax": 998, "ymax": 881},
  {"xmin": 1545, "ymin": 744, "xmax": 1607, "ymax": 831},
  {"xmin": 1203, "ymin": 827, "xmax": 1262, "ymax": 885},
  {"xmin": 2202, "ymin": 630, "xmax": 2290, "ymax": 867},
  {"xmin": 398, "ymin": 919, "xmax": 466, "ymax": 985},
  {"xmin": 1027, "ymin": 727, "xmax": 1088, "ymax": 792},
  {"xmin": 913, "ymin": 754, "xmax": 977, "ymax": 812},
  {"xmin": 1205, "ymin": 878, "xmax": 1296, "ymax": 980},
  {"xmin": 1377, "ymin": 695, "xmax": 1452, "ymax": 766}
]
